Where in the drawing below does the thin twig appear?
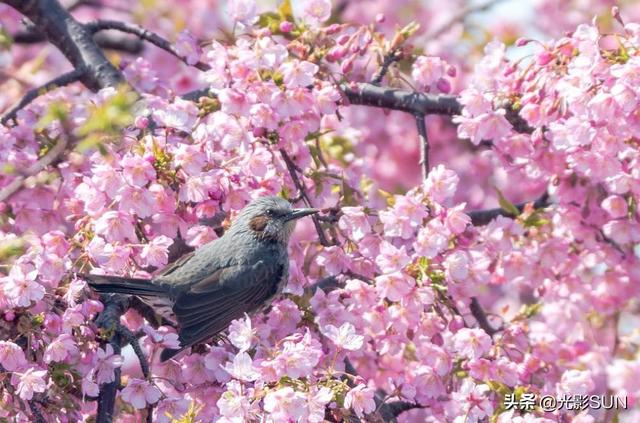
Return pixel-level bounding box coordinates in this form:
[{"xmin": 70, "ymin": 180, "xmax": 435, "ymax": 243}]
[
  {"xmin": 415, "ymin": 113, "xmax": 429, "ymax": 178},
  {"xmin": 279, "ymin": 149, "xmax": 331, "ymax": 246},
  {"xmin": 371, "ymin": 49, "xmax": 401, "ymax": 86},
  {"xmin": 467, "ymin": 191, "xmax": 550, "ymax": 226},
  {"xmin": 1, "ymin": 69, "xmax": 83, "ymax": 126},
  {"xmin": 0, "ymin": 133, "xmax": 71, "ymax": 203},
  {"xmin": 469, "ymin": 297, "xmax": 498, "ymax": 336},
  {"xmin": 86, "ymin": 20, "xmax": 211, "ymax": 71},
  {"xmin": 117, "ymin": 325, "xmax": 150, "ymax": 378},
  {"xmin": 3, "ymin": 0, "xmax": 125, "ymax": 91},
  {"xmin": 28, "ymin": 400, "xmax": 46, "ymax": 423}
]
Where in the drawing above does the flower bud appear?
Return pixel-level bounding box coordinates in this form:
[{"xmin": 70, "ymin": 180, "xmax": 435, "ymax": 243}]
[
  {"xmin": 279, "ymin": 21, "xmax": 294, "ymax": 33},
  {"xmin": 135, "ymin": 116, "xmax": 149, "ymax": 129}
]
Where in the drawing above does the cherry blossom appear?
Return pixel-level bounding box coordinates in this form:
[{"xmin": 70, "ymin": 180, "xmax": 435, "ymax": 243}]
[
  {"xmin": 120, "ymin": 379, "xmax": 162, "ymax": 409},
  {"xmin": 321, "ymin": 322, "xmax": 364, "ymax": 351}
]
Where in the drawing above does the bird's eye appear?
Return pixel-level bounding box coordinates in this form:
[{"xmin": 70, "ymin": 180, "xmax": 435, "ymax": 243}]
[{"xmin": 266, "ymin": 209, "xmax": 275, "ymax": 216}]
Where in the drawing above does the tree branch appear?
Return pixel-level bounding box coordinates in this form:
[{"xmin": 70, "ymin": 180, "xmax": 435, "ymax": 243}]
[
  {"xmin": 341, "ymin": 82, "xmax": 462, "ymax": 116},
  {"xmin": 279, "ymin": 149, "xmax": 331, "ymax": 247},
  {"xmin": 95, "ymin": 294, "xmax": 128, "ymax": 423},
  {"xmin": 117, "ymin": 325, "xmax": 150, "ymax": 378},
  {"xmin": 86, "ymin": 20, "xmax": 211, "ymax": 71},
  {"xmin": 13, "ymin": 30, "xmax": 144, "ymax": 54},
  {"xmin": 28, "ymin": 400, "xmax": 46, "ymax": 423},
  {"xmin": 1, "ymin": 69, "xmax": 83, "ymax": 126},
  {"xmin": 469, "ymin": 297, "xmax": 498, "ymax": 336},
  {"xmin": 467, "ymin": 191, "xmax": 550, "ymax": 226},
  {"xmin": 341, "ymin": 82, "xmax": 534, "ymax": 135},
  {"xmin": 415, "ymin": 113, "xmax": 429, "ymax": 178},
  {"xmin": 371, "ymin": 49, "xmax": 402, "ymax": 86},
  {"xmin": 3, "ymin": 0, "xmax": 125, "ymax": 90}
]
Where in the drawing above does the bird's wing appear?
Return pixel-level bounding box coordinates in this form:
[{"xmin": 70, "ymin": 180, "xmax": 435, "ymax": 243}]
[
  {"xmin": 154, "ymin": 250, "xmax": 196, "ymax": 277},
  {"xmin": 172, "ymin": 259, "xmax": 284, "ymax": 350}
]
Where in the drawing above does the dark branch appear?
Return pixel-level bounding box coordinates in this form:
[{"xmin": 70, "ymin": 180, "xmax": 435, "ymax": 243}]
[
  {"xmin": 279, "ymin": 149, "xmax": 331, "ymax": 247},
  {"xmin": 117, "ymin": 325, "xmax": 150, "ymax": 378},
  {"xmin": 13, "ymin": 30, "xmax": 144, "ymax": 54},
  {"xmin": 28, "ymin": 400, "xmax": 46, "ymax": 423},
  {"xmin": 341, "ymin": 82, "xmax": 534, "ymax": 135},
  {"xmin": 95, "ymin": 294, "xmax": 128, "ymax": 423},
  {"xmin": 469, "ymin": 297, "xmax": 498, "ymax": 336},
  {"xmin": 3, "ymin": 0, "xmax": 125, "ymax": 90},
  {"xmin": 371, "ymin": 49, "xmax": 401, "ymax": 86},
  {"xmin": 86, "ymin": 20, "xmax": 211, "ymax": 71},
  {"xmin": 387, "ymin": 401, "xmax": 424, "ymax": 417},
  {"xmin": 1, "ymin": 69, "xmax": 83, "ymax": 126},
  {"xmin": 342, "ymin": 82, "xmax": 462, "ymax": 116},
  {"xmin": 415, "ymin": 113, "xmax": 429, "ymax": 178},
  {"xmin": 467, "ymin": 191, "xmax": 550, "ymax": 226},
  {"xmin": 181, "ymin": 87, "xmax": 214, "ymax": 102}
]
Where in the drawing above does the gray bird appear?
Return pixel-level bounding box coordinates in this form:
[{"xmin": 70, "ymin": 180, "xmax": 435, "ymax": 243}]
[{"xmin": 83, "ymin": 196, "xmax": 318, "ymax": 362}]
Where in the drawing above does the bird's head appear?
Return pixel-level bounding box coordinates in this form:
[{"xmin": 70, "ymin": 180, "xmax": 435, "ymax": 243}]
[{"xmin": 231, "ymin": 196, "xmax": 318, "ymax": 244}]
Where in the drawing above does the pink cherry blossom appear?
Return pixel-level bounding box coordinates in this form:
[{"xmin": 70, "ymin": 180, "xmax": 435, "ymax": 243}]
[
  {"xmin": 94, "ymin": 211, "xmax": 137, "ymax": 243},
  {"xmin": 302, "ymin": 0, "xmax": 332, "ymax": 25},
  {"xmin": 452, "ymin": 328, "xmax": 492, "ymax": 359},
  {"xmin": 0, "ymin": 341, "xmax": 27, "ymax": 371},
  {"xmin": 601, "ymin": 195, "xmax": 628, "ymax": 219},
  {"xmin": 558, "ymin": 369, "xmax": 595, "ymax": 396},
  {"xmin": 175, "ymin": 30, "xmax": 201, "ymax": 66},
  {"xmin": 224, "ymin": 352, "xmax": 260, "ymax": 382},
  {"xmin": 321, "ymin": 322, "xmax": 364, "ymax": 351},
  {"xmin": 140, "ymin": 235, "xmax": 174, "ymax": 268},
  {"xmin": 304, "ymin": 387, "xmax": 333, "ymax": 423},
  {"xmin": 95, "ymin": 345, "xmax": 123, "ymax": 385},
  {"xmin": 43, "ymin": 334, "xmax": 78, "ymax": 363},
  {"xmin": 121, "ymin": 379, "xmax": 161, "ymax": 409},
  {"xmin": 121, "ymin": 154, "xmax": 156, "ymax": 187},
  {"xmin": 338, "ymin": 207, "xmax": 371, "ymax": 241},
  {"xmin": 412, "ymin": 56, "xmax": 446, "ymax": 88},
  {"xmin": 228, "ymin": 314, "xmax": 255, "ymax": 352},
  {"xmin": 376, "ymin": 241, "xmax": 411, "ymax": 273},
  {"xmin": 424, "ymin": 165, "xmax": 459, "ymax": 203},
  {"xmin": 264, "ymin": 387, "xmax": 307, "ymax": 421},
  {"xmin": 375, "ymin": 271, "xmax": 415, "ymax": 301},
  {"xmin": 280, "ymin": 60, "xmax": 319, "ymax": 88},
  {"xmin": 13, "ymin": 368, "xmax": 47, "ymax": 400},
  {"xmin": 344, "ymin": 384, "xmax": 376, "ymax": 418},
  {"xmin": 3, "ymin": 265, "xmax": 44, "ymax": 308},
  {"xmin": 227, "ymin": 0, "xmax": 257, "ymax": 23}
]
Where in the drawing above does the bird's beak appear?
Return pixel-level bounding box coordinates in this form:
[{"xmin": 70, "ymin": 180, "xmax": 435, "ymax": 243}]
[{"xmin": 285, "ymin": 208, "xmax": 319, "ymax": 221}]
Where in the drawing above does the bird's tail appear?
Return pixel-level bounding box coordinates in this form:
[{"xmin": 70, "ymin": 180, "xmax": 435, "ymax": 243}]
[
  {"xmin": 160, "ymin": 347, "xmax": 184, "ymax": 362},
  {"xmin": 81, "ymin": 273, "xmax": 167, "ymax": 296}
]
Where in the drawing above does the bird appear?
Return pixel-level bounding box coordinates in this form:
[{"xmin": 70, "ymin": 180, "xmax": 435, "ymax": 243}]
[{"xmin": 82, "ymin": 196, "xmax": 318, "ymax": 362}]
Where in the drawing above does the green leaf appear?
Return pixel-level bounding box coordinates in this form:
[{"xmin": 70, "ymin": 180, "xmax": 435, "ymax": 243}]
[
  {"xmin": 517, "ymin": 303, "xmax": 542, "ymax": 319},
  {"xmin": 0, "ymin": 27, "xmax": 12, "ymax": 50},
  {"xmin": 0, "ymin": 237, "xmax": 25, "ymax": 262},
  {"xmin": 278, "ymin": 0, "xmax": 294, "ymax": 22},
  {"xmin": 76, "ymin": 85, "xmax": 136, "ymax": 152},
  {"xmin": 37, "ymin": 102, "xmax": 69, "ymax": 129},
  {"xmin": 494, "ymin": 186, "xmax": 520, "ymax": 216},
  {"xmin": 522, "ymin": 210, "xmax": 550, "ymax": 228}
]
